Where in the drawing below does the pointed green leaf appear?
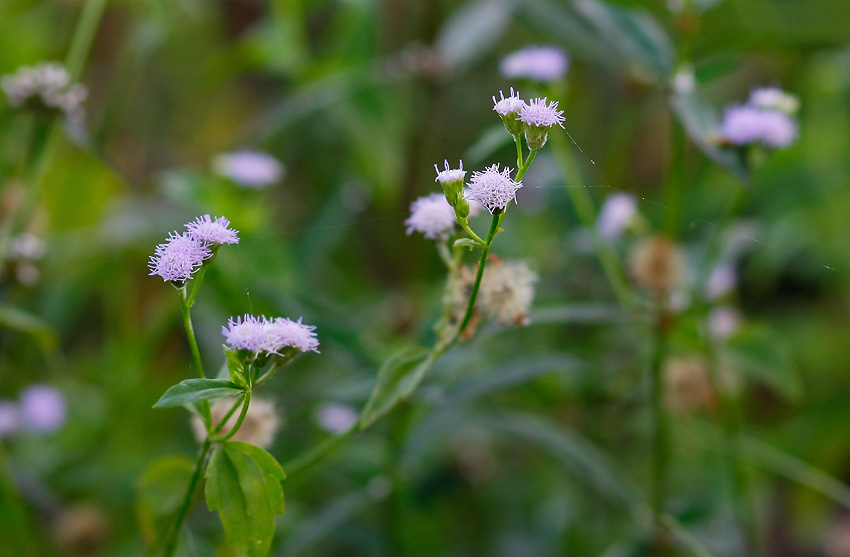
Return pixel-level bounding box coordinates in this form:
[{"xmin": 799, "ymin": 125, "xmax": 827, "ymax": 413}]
[
  {"xmin": 205, "ymin": 442, "xmax": 287, "ymax": 557},
  {"xmin": 358, "ymin": 347, "xmax": 434, "ymax": 429},
  {"xmin": 453, "ymin": 238, "xmax": 481, "ymax": 250},
  {"xmin": 153, "ymin": 379, "xmax": 243, "ymax": 408}
]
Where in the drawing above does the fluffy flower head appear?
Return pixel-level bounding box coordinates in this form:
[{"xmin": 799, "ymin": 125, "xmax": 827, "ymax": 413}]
[
  {"xmin": 500, "ymin": 46, "xmax": 569, "ymax": 82},
  {"xmin": 492, "ymin": 88, "xmax": 525, "ymax": 117},
  {"xmin": 19, "ymin": 385, "xmax": 66, "ymax": 434},
  {"xmin": 721, "ymin": 104, "xmax": 797, "ymax": 148},
  {"xmin": 405, "ymin": 193, "xmax": 456, "ymax": 239},
  {"xmin": 148, "ymin": 232, "xmax": 212, "ymax": 283},
  {"xmin": 519, "ymin": 97, "xmax": 565, "ymax": 129},
  {"xmin": 222, "ymin": 314, "xmax": 270, "ymax": 352},
  {"xmin": 263, "ymin": 317, "xmax": 320, "ymax": 354},
  {"xmin": 193, "ymin": 397, "xmax": 280, "ymax": 448},
  {"xmin": 464, "ymin": 164, "xmax": 522, "ymax": 214},
  {"xmin": 213, "ymin": 150, "xmax": 284, "ymax": 188},
  {"xmin": 185, "ymin": 214, "xmax": 239, "ymax": 245},
  {"xmin": 434, "ymin": 160, "xmax": 466, "ymax": 184}
]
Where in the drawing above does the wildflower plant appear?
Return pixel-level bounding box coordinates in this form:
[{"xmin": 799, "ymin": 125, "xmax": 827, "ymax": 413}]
[{"xmin": 145, "ymin": 214, "xmax": 318, "ymax": 556}]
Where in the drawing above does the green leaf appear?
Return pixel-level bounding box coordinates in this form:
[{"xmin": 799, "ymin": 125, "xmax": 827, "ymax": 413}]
[
  {"xmin": 135, "ymin": 455, "xmax": 195, "ymax": 547},
  {"xmin": 225, "ymin": 348, "xmax": 249, "ymax": 388},
  {"xmin": 205, "ymin": 442, "xmax": 286, "ymax": 557},
  {"xmin": 358, "ymin": 347, "xmax": 434, "ymax": 429},
  {"xmin": 670, "ymin": 90, "xmax": 750, "ymax": 182},
  {"xmin": 453, "ymin": 238, "xmax": 481, "ymax": 250},
  {"xmin": 0, "ymin": 305, "xmax": 58, "ymax": 351},
  {"xmin": 722, "ymin": 325, "xmax": 801, "ymax": 400},
  {"xmin": 434, "ymin": 0, "xmax": 514, "ymax": 70},
  {"xmin": 153, "ymin": 379, "xmax": 243, "ymax": 408}
]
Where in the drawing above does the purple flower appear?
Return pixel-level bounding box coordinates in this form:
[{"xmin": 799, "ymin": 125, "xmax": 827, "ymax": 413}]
[
  {"xmin": 749, "ymin": 87, "xmax": 799, "ymax": 114},
  {"xmin": 500, "ymin": 46, "xmax": 569, "ymax": 83},
  {"xmin": 434, "ymin": 160, "xmax": 466, "ymax": 185},
  {"xmin": 316, "ymin": 403, "xmax": 358, "ymax": 434},
  {"xmin": 0, "ymin": 401, "xmax": 20, "ymax": 438},
  {"xmin": 464, "ymin": 164, "xmax": 522, "ymax": 214},
  {"xmin": 19, "ymin": 385, "xmax": 66, "ymax": 434},
  {"xmin": 519, "ymin": 97, "xmax": 565, "ymax": 129},
  {"xmin": 264, "ymin": 317, "xmax": 320, "ymax": 354},
  {"xmin": 185, "ymin": 215, "xmax": 239, "ymax": 245},
  {"xmin": 597, "ymin": 194, "xmax": 637, "ymax": 240},
  {"xmin": 708, "ymin": 307, "xmax": 742, "ymax": 340},
  {"xmin": 148, "ymin": 232, "xmax": 212, "ymax": 283},
  {"xmin": 213, "ymin": 150, "xmax": 284, "ymax": 188},
  {"xmin": 704, "ymin": 264, "xmax": 737, "ymax": 300},
  {"xmin": 492, "ymin": 88, "xmax": 525, "ymax": 117},
  {"xmin": 222, "ymin": 315, "xmax": 270, "ymax": 352},
  {"xmin": 405, "ymin": 193, "xmax": 456, "ymax": 240},
  {"xmin": 721, "ymin": 104, "xmax": 797, "ymax": 148}
]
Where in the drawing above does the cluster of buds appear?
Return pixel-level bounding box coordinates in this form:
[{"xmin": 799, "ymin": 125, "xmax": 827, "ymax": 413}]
[{"xmin": 1, "ymin": 62, "xmax": 87, "ymax": 121}]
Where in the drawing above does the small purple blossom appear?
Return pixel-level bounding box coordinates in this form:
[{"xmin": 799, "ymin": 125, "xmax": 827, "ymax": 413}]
[
  {"xmin": 721, "ymin": 104, "xmax": 797, "ymax": 148},
  {"xmin": 0, "ymin": 401, "xmax": 19, "ymax": 438},
  {"xmin": 222, "ymin": 315, "xmax": 270, "ymax": 352},
  {"xmin": 704, "ymin": 264, "xmax": 737, "ymax": 300},
  {"xmin": 316, "ymin": 403, "xmax": 358, "ymax": 434},
  {"xmin": 264, "ymin": 317, "xmax": 320, "ymax": 354},
  {"xmin": 213, "ymin": 150, "xmax": 284, "ymax": 188},
  {"xmin": 597, "ymin": 194, "xmax": 637, "ymax": 241},
  {"xmin": 708, "ymin": 307, "xmax": 742, "ymax": 340},
  {"xmin": 185, "ymin": 215, "xmax": 239, "ymax": 245},
  {"xmin": 19, "ymin": 385, "xmax": 66, "ymax": 434},
  {"xmin": 492, "ymin": 88, "xmax": 525, "ymax": 117},
  {"xmin": 405, "ymin": 193, "xmax": 456, "ymax": 240},
  {"xmin": 749, "ymin": 87, "xmax": 799, "ymax": 114},
  {"xmin": 148, "ymin": 232, "xmax": 212, "ymax": 283},
  {"xmin": 519, "ymin": 97, "xmax": 565, "ymax": 129},
  {"xmin": 500, "ymin": 46, "xmax": 569, "ymax": 83},
  {"xmin": 434, "ymin": 160, "xmax": 466, "ymax": 184},
  {"xmin": 464, "ymin": 164, "xmax": 523, "ymax": 214}
]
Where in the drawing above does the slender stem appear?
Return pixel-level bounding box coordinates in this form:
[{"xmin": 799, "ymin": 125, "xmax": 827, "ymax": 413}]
[
  {"xmin": 458, "ymin": 221, "xmax": 486, "ymax": 246},
  {"xmin": 162, "ymin": 438, "xmax": 211, "ymax": 557},
  {"xmin": 650, "ymin": 300, "xmax": 670, "ymax": 554},
  {"xmin": 253, "ymin": 361, "xmax": 282, "ymax": 388},
  {"xmin": 187, "ymin": 266, "xmax": 208, "ymax": 308},
  {"xmin": 457, "ymin": 212, "xmax": 503, "ymax": 338},
  {"xmin": 180, "ymin": 286, "xmax": 212, "ymax": 428},
  {"xmin": 211, "ymin": 394, "xmax": 246, "ymax": 436},
  {"xmin": 65, "ymin": 0, "xmax": 109, "ymax": 80},
  {"xmin": 210, "ymin": 391, "xmax": 251, "ymax": 443},
  {"xmin": 516, "ymin": 149, "xmax": 536, "ymax": 181},
  {"xmin": 514, "ymin": 134, "xmax": 524, "ymax": 169}
]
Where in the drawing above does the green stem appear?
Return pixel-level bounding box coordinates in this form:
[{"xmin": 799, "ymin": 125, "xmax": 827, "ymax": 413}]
[
  {"xmin": 211, "ymin": 394, "xmax": 246, "ymax": 436},
  {"xmin": 550, "ymin": 133, "xmax": 636, "ymax": 310},
  {"xmin": 459, "ymin": 221, "xmax": 486, "ymax": 246},
  {"xmin": 514, "ymin": 134, "xmax": 524, "ymax": 169},
  {"xmin": 65, "ymin": 0, "xmax": 110, "ymax": 80},
  {"xmin": 457, "ymin": 212, "xmax": 503, "ymax": 339},
  {"xmin": 187, "ymin": 266, "xmax": 208, "ymax": 308},
  {"xmin": 210, "ymin": 391, "xmax": 251, "ymax": 443},
  {"xmin": 162, "ymin": 438, "xmax": 211, "ymax": 557},
  {"xmin": 253, "ymin": 362, "xmax": 282, "ymax": 388},
  {"xmin": 650, "ymin": 301, "xmax": 670, "ymax": 553},
  {"xmin": 516, "ymin": 149, "xmax": 536, "ymax": 181},
  {"xmin": 180, "ymin": 286, "xmax": 212, "ymax": 428}
]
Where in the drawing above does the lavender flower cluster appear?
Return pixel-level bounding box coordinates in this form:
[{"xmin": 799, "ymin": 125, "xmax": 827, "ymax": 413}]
[
  {"xmin": 720, "ymin": 87, "xmax": 799, "ymax": 149},
  {"xmin": 0, "ymin": 385, "xmax": 66, "ymax": 438},
  {"xmin": 1, "ymin": 62, "xmax": 87, "ymax": 120},
  {"xmin": 148, "ymin": 215, "xmax": 238, "ymax": 283},
  {"xmin": 222, "ymin": 314, "xmax": 320, "ymax": 356}
]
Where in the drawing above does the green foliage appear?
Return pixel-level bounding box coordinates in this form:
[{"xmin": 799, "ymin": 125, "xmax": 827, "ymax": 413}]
[
  {"xmin": 205, "ymin": 442, "xmax": 286, "ymax": 557},
  {"xmin": 135, "ymin": 455, "xmax": 195, "ymax": 547},
  {"xmin": 358, "ymin": 347, "xmax": 434, "ymax": 429},
  {"xmin": 153, "ymin": 378, "xmax": 244, "ymax": 408}
]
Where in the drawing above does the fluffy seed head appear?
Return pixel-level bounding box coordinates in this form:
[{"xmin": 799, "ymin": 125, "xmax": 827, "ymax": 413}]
[
  {"xmin": 193, "ymin": 397, "xmax": 280, "ymax": 448},
  {"xmin": 464, "ymin": 164, "xmax": 523, "ymax": 214},
  {"xmin": 405, "ymin": 193, "xmax": 456, "ymax": 240},
  {"xmin": 629, "ymin": 236, "xmax": 685, "ymax": 294},
  {"xmin": 664, "ymin": 356, "xmax": 715, "ymax": 414},
  {"xmin": 499, "ymin": 46, "xmax": 569, "ymax": 83},
  {"xmin": 477, "ymin": 259, "xmax": 538, "ymax": 326},
  {"xmin": 185, "ymin": 214, "xmax": 239, "ymax": 245},
  {"xmin": 148, "ymin": 232, "xmax": 212, "ymax": 283}
]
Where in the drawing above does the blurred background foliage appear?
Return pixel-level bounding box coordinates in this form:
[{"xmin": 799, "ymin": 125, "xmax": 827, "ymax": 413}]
[{"xmin": 2, "ymin": 0, "xmax": 850, "ymax": 555}]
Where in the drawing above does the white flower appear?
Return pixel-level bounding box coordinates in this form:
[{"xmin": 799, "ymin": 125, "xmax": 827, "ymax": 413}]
[
  {"xmin": 519, "ymin": 97, "xmax": 565, "ymax": 129},
  {"xmin": 213, "ymin": 150, "xmax": 284, "ymax": 188},
  {"xmin": 492, "ymin": 88, "xmax": 525, "ymax": 117},
  {"xmin": 434, "ymin": 160, "xmax": 466, "ymax": 184},
  {"xmin": 316, "ymin": 403, "xmax": 358, "ymax": 434},
  {"xmin": 499, "ymin": 46, "xmax": 569, "ymax": 83},
  {"xmin": 749, "ymin": 87, "xmax": 799, "ymax": 114},
  {"xmin": 464, "ymin": 164, "xmax": 522, "ymax": 214},
  {"xmin": 405, "ymin": 193, "xmax": 456, "ymax": 239},
  {"xmin": 597, "ymin": 194, "xmax": 637, "ymax": 240}
]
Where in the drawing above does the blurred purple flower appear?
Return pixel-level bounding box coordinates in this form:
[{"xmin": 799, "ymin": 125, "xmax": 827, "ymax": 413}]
[
  {"xmin": 185, "ymin": 215, "xmax": 239, "ymax": 245},
  {"xmin": 316, "ymin": 403, "xmax": 358, "ymax": 434},
  {"xmin": 721, "ymin": 104, "xmax": 797, "ymax": 148},
  {"xmin": 597, "ymin": 194, "xmax": 637, "ymax": 240},
  {"xmin": 704, "ymin": 264, "xmax": 737, "ymax": 300},
  {"xmin": 148, "ymin": 232, "xmax": 212, "ymax": 283},
  {"xmin": 500, "ymin": 46, "xmax": 569, "ymax": 83},
  {"xmin": 19, "ymin": 385, "xmax": 66, "ymax": 434},
  {"xmin": 213, "ymin": 150, "xmax": 284, "ymax": 188},
  {"xmin": 464, "ymin": 164, "xmax": 522, "ymax": 214},
  {"xmin": 405, "ymin": 193, "xmax": 456, "ymax": 240},
  {"xmin": 708, "ymin": 307, "xmax": 742, "ymax": 340}
]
